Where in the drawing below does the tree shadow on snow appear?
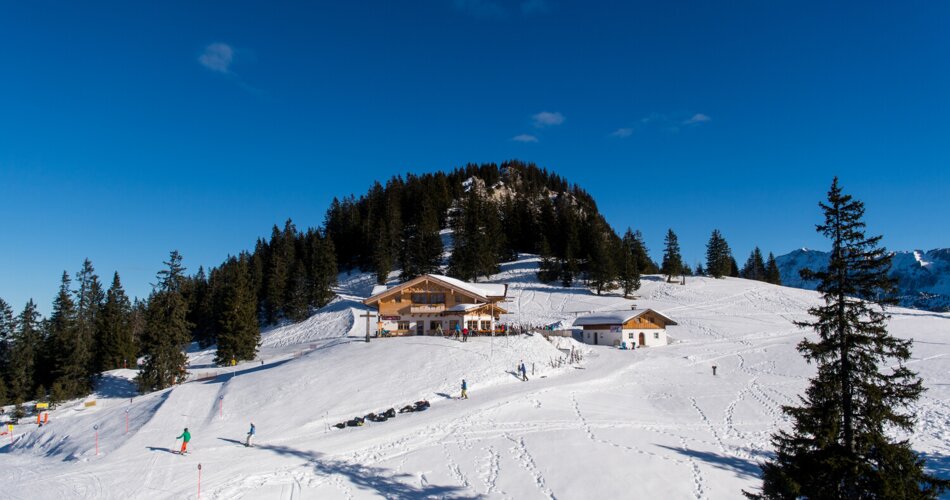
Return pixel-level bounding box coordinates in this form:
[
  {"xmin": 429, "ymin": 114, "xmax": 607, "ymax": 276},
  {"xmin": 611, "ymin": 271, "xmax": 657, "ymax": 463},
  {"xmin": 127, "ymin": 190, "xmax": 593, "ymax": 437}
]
[
  {"xmin": 657, "ymin": 445, "xmax": 763, "ymax": 479},
  {"xmin": 95, "ymin": 373, "xmax": 139, "ymax": 398},
  {"xmin": 200, "ymin": 358, "xmax": 294, "ymax": 384},
  {"xmin": 922, "ymin": 452, "xmax": 950, "ymax": 483},
  {"xmin": 251, "ymin": 442, "xmax": 480, "ymax": 499}
]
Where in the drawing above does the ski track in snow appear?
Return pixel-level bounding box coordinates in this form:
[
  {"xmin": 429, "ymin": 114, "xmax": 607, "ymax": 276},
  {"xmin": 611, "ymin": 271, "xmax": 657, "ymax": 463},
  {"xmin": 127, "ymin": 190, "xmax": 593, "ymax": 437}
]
[{"xmin": 4, "ymin": 257, "xmax": 950, "ymax": 499}]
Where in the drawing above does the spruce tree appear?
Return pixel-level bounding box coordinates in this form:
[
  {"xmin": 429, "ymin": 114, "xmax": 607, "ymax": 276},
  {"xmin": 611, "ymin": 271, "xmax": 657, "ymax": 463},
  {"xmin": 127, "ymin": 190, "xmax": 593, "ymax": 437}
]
[
  {"xmin": 48, "ymin": 271, "xmax": 88, "ymax": 398},
  {"xmin": 765, "ymin": 252, "xmax": 782, "ymax": 285},
  {"xmin": 749, "ymin": 179, "xmax": 948, "ymax": 499},
  {"xmin": 139, "ymin": 251, "xmax": 193, "ymax": 392},
  {"xmin": 694, "ymin": 262, "xmax": 705, "ymax": 276},
  {"xmin": 730, "ymin": 256, "xmax": 740, "ymax": 277},
  {"xmin": 618, "ymin": 229, "xmax": 642, "ymax": 298},
  {"xmin": 537, "ymin": 237, "xmax": 560, "ymax": 283},
  {"xmin": 75, "ymin": 259, "xmax": 104, "ymax": 381},
  {"xmin": 8, "ymin": 300, "xmax": 42, "ymax": 403},
  {"xmin": 263, "ymin": 224, "xmax": 287, "ymax": 325},
  {"xmin": 97, "ymin": 272, "xmax": 136, "ymax": 371},
  {"xmin": 215, "ymin": 256, "xmax": 259, "ymax": 365},
  {"xmin": 0, "ymin": 297, "xmax": 16, "ymax": 405},
  {"xmin": 587, "ymin": 229, "xmax": 616, "ymax": 295},
  {"xmin": 705, "ymin": 230, "xmax": 734, "ymax": 278},
  {"xmin": 661, "ymin": 229, "xmax": 684, "ymax": 283},
  {"xmin": 741, "ymin": 247, "xmax": 767, "ymax": 281},
  {"xmin": 630, "ymin": 230, "xmax": 658, "ymax": 274}
]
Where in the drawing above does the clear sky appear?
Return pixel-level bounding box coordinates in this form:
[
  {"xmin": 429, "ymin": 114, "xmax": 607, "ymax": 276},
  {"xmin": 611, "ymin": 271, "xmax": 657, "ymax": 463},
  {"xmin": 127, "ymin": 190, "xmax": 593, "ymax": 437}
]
[{"xmin": 2, "ymin": 1, "xmax": 948, "ymax": 314}]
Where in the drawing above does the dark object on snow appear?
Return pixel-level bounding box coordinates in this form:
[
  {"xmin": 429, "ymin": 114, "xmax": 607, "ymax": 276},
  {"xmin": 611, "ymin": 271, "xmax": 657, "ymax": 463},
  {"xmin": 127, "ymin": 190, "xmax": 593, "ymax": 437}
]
[
  {"xmin": 399, "ymin": 405, "xmax": 415, "ymax": 414},
  {"xmin": 346, "ymin": 417, "xmax": 365, "ymax": 427},
  {"xmin": 365, "ymin": 412, "xmax": 378, "ymax": 421},
  {"xmin": 383, "ymin": 408, "xmax": 396, "ymax": 419},
  {"xmin": 333, "ymin": 423, "xmax": 346, "ymax": 429},
  {"xmin": 712, "ymin": 365, "xmax": 717, "ymax": 376},
  {"xmin": 413, "ymin": 400, "xmax": 430, "ymax": 411}
]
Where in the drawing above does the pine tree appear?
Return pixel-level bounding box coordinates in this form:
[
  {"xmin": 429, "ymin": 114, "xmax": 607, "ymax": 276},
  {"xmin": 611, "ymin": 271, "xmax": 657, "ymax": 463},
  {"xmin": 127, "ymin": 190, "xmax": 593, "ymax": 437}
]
[
  {"xmin": 187, "ymin": 266, "xmax": 215, "ymax": 348},
  {"xmin": 748, "ymin": 179, "xmax": 949, "ymax": 499},
  {"xmin": 705, "ymin": 230, "xmax": 734, "ymax": 279},
  {"xmin": 8, "ymin": 300, "xmax": 42, "ymax": 403},
  {"xmin": 587, "ymin": 229, "xmax": 616, "ymax": 295},
  {"xmin": 537, "ymin": 237, "xmax": 560, "ymax": 283},
  {"xmin": 661, "ymin": 229, "xmax": 683, "ymax": 283},
  {"xmin": 765, "ymin": 252, "xmax": 782, "ymax": 285},
  {"xmin": 138, "ymin": 251, "xmax": 193, "ymax": 392},
  {"xmin": 75, "ymin": 259, "xmax": 104, "ymax": 381},
  {"xmin": 263, "ymin": 224, "xmax": 287, "ymax": 325},
  {"xmin": 630, "ymin": 230, "xmax": 658, "ymax": 274},
  {"xmin": 618, "ymin": 229, "xmax": 642, "ymax": 298},
  {"xmin": 730, "ymin": 256, "xmax": 740, "ymax": 277},
  {"xmin": 400, "ymin": 200, "xmax": 443, "ymax": 281},
  {"xmin": 741, "ymin": 247, "xmax": 767, "ymax": 281},
  {"xmin": 0, "ymin": 297, "xmax": 16, "ymax": 405},
  {"xmin": 694, "ymin": 262, "xmax": 705, "ymax": 276},
  {"xmin": 215, "ymin": 256, "xmax": 259, "ymax": 365},
  {"xmin": 97, "ymin": 272, "xmax": 136, "ymax": 371},
  {"xmin": 48, "ymin": 271, "xmax": 88, "ymax": 398}
]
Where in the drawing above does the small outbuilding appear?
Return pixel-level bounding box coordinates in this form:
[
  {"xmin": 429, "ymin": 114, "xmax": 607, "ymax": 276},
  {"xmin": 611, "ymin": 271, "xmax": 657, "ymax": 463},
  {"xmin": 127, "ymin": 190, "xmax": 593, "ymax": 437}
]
[{"xmin": 574, "ymin": 309, "xmax": 677, "ymax": 348}]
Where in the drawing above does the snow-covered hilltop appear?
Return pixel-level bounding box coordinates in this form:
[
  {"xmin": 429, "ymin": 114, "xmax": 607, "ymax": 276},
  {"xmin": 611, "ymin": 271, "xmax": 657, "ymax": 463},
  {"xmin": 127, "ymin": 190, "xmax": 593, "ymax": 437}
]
[
  {"xmin": 776, "ymin": 247, "xmax": 950, "ymax": 312},
  {"xmin": 4, "ymin": 255, "xmax": 949, "ymax": 499}
]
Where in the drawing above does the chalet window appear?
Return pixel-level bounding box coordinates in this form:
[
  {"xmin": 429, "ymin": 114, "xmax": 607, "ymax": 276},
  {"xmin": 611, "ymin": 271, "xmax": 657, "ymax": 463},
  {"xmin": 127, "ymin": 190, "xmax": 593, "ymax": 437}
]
[
  {"xmin": 430, "ymin": 321, "xmax": 442, "ymax": 330},
  {"xmin": 411, "ymin": 293, "xmax": 426, "ymax": 304},
  {"xmin": 395, "ymin": 295, "xmax": 402, "ymax": 303},
  {"xmin": 397, "ymin": 321, "xmax": 410, "ymax": 331},
  {"xmin": 654, "ymin": 332, "xmax": 660, "ymax": 339},
  {"xmin": 480, "ymin": 320, "xmax": 491, "ymax": 331},
  {"xmin": 466, "ymin": 320, "xmax": 479, "ymax": 330},
  {"xmin": 429, "ymin": 293, "xmax": 445, "ymax": 304}
]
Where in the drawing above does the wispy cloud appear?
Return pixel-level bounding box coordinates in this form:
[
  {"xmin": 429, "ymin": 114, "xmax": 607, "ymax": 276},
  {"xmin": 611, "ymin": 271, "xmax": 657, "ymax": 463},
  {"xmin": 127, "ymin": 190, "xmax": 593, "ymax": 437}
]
[
  {"xmin": 521, "ymin": 0, "xmax": 551, "ymax": 15},
  {"xmin": 532, "ymin": 111, "xmax": 565, "ymax": 128},
  {"xmin": 453, "ymin": 0, "xmax": 508, "ymax": 19},
  {"xmin": 512, "ymin": 134, "xmax": 539, "ymax": 143},
  {"xmin": 683, "ymin": 113, "xmax": 711, "ymax": 125},
  {"xmin": 610, "ymin": 128, "xmax": 634, "ymax": 138},
  {"xmin": 198, "ymin": 43, "xmax": 234, "ymax": 73}
]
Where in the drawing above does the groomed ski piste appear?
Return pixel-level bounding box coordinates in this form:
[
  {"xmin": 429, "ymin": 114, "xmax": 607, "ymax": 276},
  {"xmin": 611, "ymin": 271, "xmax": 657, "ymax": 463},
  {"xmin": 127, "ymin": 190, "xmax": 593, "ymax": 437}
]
[{"xmin": 4, "ymin": 255, "xmax": 949, "ymax": 499}]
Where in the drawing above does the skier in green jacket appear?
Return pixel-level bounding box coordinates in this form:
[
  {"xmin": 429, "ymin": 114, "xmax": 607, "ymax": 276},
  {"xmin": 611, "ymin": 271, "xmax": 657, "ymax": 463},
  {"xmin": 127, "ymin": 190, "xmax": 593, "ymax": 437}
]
[{"xmin": 177, "ymin": 428, "xmax": 191, "ymax": 454}]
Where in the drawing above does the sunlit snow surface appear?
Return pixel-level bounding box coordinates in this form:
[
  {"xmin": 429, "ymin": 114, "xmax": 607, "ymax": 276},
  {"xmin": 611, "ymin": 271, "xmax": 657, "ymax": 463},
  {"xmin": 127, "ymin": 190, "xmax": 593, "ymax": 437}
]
[{"xmin": 4, "ymin": 255, "xmax": 949, "ymax": 499}]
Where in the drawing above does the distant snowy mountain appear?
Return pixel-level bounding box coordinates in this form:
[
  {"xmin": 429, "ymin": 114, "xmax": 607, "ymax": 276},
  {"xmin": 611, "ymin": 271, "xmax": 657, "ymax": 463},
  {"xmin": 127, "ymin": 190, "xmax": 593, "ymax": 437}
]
[{"xmin": 775, "ymin": 248, "xmax": 950, "ymax": 312}]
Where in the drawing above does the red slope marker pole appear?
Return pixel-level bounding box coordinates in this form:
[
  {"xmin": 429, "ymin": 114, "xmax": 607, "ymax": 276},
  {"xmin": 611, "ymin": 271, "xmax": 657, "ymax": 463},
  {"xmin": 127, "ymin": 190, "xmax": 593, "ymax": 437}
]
[
  {"xmin": 125, "ymin": 409, "xmax": 130, "ymax": 434},
  {"xmin": 197, "ymin": 463, "xmax": 202, "ymax": 499}
]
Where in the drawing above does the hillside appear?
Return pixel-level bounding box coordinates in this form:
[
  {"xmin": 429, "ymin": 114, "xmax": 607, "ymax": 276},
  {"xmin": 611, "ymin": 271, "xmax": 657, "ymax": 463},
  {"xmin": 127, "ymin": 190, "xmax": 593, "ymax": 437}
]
[
  {"xmin": 3, "ymin": 256, "xmax": 949, "ymax": 499},
  {"xmin": 776, "ymin": 247, "xmax": 950, "ymax": 311}
]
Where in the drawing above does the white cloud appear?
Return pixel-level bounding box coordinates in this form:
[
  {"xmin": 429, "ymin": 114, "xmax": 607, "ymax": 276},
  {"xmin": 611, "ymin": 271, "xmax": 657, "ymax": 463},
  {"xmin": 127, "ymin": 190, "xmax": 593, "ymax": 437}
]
[
  {"xmin": 512, "ymin": 134, "xmax": 539, "ymax": 143},
  {"xmin": 610, "ymin": 128, "xmax": 633, "ymax": 138},
  {"xmin": 532, "ymin": 111, "xmax": 565, "ymax": 127},
  {"xmin": 453, "ymin": 0, "xmax": 508, "ymax": 19},
  {"xmin": 683, "ymin": 113, "xmax": 711, "ymax": 125},
  {"xmin": 199, "ymin": 43, "xmax": 234, "ymax": 73},
  {"xmin": 521, "ymin": 0, "xmax": 551, "ymax": 15}
]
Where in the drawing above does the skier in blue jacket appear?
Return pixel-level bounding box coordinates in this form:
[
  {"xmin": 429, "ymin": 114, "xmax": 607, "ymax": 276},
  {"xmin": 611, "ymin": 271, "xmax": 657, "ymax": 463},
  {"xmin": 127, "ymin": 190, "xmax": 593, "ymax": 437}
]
[{"xmin": 245, "ymin": 422, "xmax": 256, "ymax": 447}]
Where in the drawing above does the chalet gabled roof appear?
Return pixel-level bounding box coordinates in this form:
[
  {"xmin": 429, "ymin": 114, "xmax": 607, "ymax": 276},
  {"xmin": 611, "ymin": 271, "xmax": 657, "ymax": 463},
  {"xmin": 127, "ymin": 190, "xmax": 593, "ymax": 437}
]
[
  {"xmin": 363, "ymin": 274, "xmax": 508, "ymax": 306},
  {"xmin": 573, "ymin": 309, "xmax": 678, "ymax": 327}
]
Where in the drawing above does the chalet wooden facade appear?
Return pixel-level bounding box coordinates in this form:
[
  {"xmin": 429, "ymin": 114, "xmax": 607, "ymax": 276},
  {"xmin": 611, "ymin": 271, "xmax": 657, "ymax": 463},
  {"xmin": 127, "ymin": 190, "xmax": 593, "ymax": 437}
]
[
  {"xmin": 574, "ymin": 309, "xmax": 677, "ymax": 348},
  {"xmin": 362, "ymin": 274, "xmax": 508, "ymax": 336}
]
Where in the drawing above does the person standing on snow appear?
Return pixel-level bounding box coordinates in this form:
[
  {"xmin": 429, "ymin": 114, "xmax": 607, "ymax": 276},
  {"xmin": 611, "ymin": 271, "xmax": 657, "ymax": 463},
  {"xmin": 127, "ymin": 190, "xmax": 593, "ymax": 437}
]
[
  {"xmin": 462, "ymin": 327, "xmax": 469, "ymax": 343},
  {"xmin": 177, "ymin": 428, "xmax": 191, "ymax": 454},
  {"xmin": 460, "ymin": 379, "xmax": 468, "ymax": 399},
  {"xmin": 519, "ymin": 361, "xmax": 528, "ymax": 381},
  {"xmin": 245, "ymin": 422, "xmax": 256, "ymax": 447},
  {"xmin": 454, "ymin": 322, "xmax": 461, "ymax": 340}
]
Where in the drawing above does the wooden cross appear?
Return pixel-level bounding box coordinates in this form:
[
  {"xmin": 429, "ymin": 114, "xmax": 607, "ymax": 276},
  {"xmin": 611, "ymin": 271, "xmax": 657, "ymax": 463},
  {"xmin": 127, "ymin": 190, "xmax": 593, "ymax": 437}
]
[{"xmin": 359, "ymin": 311, "xmax": 377, "ymax": 343}]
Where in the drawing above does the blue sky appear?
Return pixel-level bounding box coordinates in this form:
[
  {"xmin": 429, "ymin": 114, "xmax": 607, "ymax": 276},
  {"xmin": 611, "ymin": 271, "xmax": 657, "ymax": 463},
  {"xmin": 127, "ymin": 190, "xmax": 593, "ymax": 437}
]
[{"xmin": 2, "ymin": 1, "xmax": 948, "ymax": 314}]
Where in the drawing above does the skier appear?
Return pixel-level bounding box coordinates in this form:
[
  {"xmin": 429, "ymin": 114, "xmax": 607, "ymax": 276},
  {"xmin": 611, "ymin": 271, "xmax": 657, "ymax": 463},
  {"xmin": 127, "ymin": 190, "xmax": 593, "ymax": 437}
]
[
  {"xmin": 462, "ymin": 328, "xmax": 469, "ymax": 343},
  {"xmin": 245, "ymin": 422, "xmax": 256, "ymax": 447},
  {"xmin": 454, "ymin": 322, "xmax": 461, "ymax": 340},
  {"xmin": 460, "ymin": 379, "xmax": 468, "ymax": 399},
  {"xmin": 519, "ymin": 361, "xmax": 528, "ymax": 381},
  {"xmin": 176, "ymin": 427, "xmax": 191, "ymax": 454}
]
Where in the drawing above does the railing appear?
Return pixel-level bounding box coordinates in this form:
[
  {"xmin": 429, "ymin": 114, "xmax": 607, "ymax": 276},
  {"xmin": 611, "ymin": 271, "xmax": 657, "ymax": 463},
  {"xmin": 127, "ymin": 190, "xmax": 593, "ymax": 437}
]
[{"xmin": 410, "ymin": 304, "xmax": 445, "ymax": 313}]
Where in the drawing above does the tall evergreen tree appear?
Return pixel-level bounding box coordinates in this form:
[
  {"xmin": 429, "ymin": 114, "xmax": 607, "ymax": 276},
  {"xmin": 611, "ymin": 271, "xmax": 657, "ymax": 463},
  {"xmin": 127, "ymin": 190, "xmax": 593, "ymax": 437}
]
[
  {"xmin": 48, "ymin": 271, "xmax": 88, "ymax": 398},
  {"xmin": 765, "ymin": 252, "xmax": 782, "ymax": 285},
  {"xmin": 75, "ymin": 259, "xmax": 104, "ymax": 380},
  {"xmin": 263, "ymin": 224, "xmax": 287, "ymax": 325},
  {"xmin": 400, "ymin": 200, "xmax": 444, "ymax": 281},
  {"xmin": 661, "ymin": 229, "xmax": 683, "ymax": 283},
  {"xmin": 97, "ymin": 272, "xmax": 136, "ymax": 371},
  {"xmin": 694, "ymin": 262, "xmax": 705, "ymax": 276},
  {"xmin": 749, "ymin": 179, "xmax": 948, "ymax": 499},
  {"xmin": 0, "ymin": 297, "xmax": 16, "ymax": 405},
  {"xmin": 705, "ymin": 230, "xmax": 734, "ymax": 278},
  {"xmin": 629, "ymin": 230, "xmax": 658, "ymax": 274},
  {"xmin": 215, "ymin": 255, "xmax": 260, "ymax": 365},
  {"xmin": 448, "ymin": 188, "xmax": 502, "ymax": 281},
  {"xmin": 537, "ymin": 237, "xmax": 560, "ymax": 283},
  {"xmin": 587, "ymin": 228, "xmax": 616, "ymax": 295},
  {"xmin": 139, "ymin": 251, "xmax": 193, "ymax": 392},
  {"xmin": 8, "ymin": 300, "xmax": 42, "ymax": 403},
  {"xmin": 741, "ymin": 247, "xmax": 767, "ymax": 281},
  {"xmin": 618, "ymin": 229, "xmax": 642, "ymax": 298}
]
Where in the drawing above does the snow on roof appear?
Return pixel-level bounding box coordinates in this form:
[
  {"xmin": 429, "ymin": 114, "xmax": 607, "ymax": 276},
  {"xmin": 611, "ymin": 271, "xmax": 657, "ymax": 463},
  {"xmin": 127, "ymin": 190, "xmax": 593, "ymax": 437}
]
[
  {"xmin": 573, "ymin": 309, "xmax": 677, "ymax": 326},
  {"xmin": 370, "ymin": 285, "xmax": 389, "ymax": 296},
  {"xmin": 428, "ymin": 274, "xmax": 507, "ymax": 298}
]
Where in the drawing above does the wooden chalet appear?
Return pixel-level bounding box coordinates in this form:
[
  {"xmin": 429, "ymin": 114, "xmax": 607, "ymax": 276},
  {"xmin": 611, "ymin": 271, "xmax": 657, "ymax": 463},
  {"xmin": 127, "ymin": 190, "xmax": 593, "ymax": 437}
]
[{"xmin": 362, "ymin": 274, "xmax": 508, "ymax": 336}]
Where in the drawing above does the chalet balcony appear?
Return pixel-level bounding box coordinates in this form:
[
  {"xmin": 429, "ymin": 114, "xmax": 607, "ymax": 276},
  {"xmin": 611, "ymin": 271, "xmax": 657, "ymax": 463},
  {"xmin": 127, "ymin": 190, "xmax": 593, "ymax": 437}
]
[{"xmin": 410, "ymin": 304, "xmax": 445, "ymax": 314}]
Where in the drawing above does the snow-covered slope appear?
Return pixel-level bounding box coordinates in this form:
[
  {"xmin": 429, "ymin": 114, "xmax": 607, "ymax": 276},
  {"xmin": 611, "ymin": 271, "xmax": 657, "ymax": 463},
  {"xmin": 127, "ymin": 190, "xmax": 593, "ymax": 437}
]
[
  {"xmin": 4, "ymin": 255, "xmax": 949, "ymax": 499},
  {"xmin": 777, "ymin": 247, "xmax": 950, "ymax": 312}
]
